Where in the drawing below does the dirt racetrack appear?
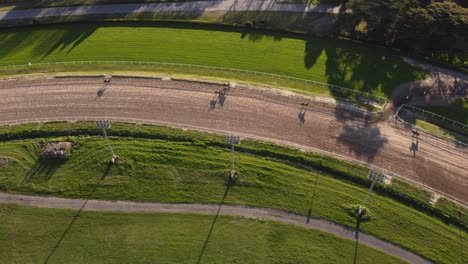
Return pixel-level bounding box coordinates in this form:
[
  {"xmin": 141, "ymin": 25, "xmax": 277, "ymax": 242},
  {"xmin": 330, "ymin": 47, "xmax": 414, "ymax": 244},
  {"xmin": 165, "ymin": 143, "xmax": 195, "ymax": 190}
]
[{"xmin": 0, "ymin": 76, "xmax": 467, "ymax": 203}]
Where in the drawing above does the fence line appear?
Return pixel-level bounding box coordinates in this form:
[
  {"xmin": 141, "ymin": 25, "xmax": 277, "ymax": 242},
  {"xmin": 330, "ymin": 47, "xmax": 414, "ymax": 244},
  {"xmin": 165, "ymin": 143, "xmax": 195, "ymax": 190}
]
[
  {"xmin": 0, "ymin": 117, "xmax": 465, "ymax": 206},
  {"xmin": 395, "ymin": 105, "xmax": 468, "ymax": 149},
  {"xmin": 399, "ymin": 104, "xmax": 467, "ymax": 130},
  {"xmin": 0, "ymin": 60, "xmax": 388, "ymax": 108},
  {"xmin": 392, "ymin": 118, "xmax": 468, "ymax": 159}
]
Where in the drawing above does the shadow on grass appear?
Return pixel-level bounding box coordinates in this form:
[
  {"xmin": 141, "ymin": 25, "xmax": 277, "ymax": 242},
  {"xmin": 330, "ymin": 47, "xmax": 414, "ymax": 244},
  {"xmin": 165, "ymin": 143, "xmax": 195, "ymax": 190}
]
[
  {"xmin": 0, "ymin": 16, "xmax": 427, "ymax": 118},
  {"xmin": 457, "ymin": 211, "xmax": 466, "ymax": 264},
  {"xmin": 0, "ymin": 23, "xmax": 99, "ymax": 62},
  {"xmin": 24, "ymin": 158, "xmax": 66, "ymax": 183},
  {"xmin": 353, "ymin": 214, "xmax": 362, "ymax": 264},
  {"xmin": 306, "ymin": 172, "xmax": 319, "ymax": 224},
  {"xmin": 196, "ymin": 173, "xmax": 233, "ymax": 264},
  {"xmin": 324, "ymin": 45, "xmax": 426, "ymax": 99},
  {"xmin": 43, "ymin": 161, "xmax": 113, "ymax": 264}
]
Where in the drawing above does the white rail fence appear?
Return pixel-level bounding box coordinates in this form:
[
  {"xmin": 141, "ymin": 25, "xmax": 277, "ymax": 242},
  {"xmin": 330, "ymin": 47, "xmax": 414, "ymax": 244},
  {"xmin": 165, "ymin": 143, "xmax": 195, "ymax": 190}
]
[
  {"xmin": 399, "ymin": 104, "xmax": 467, "ymax": 130},
  {"xmin": 394, "ymin": 105, "xmax": 468, "ymax": 153},
  {"xmin": 0, "ymin": 60, "xmax": 388, "ymax": 111},
  {"xmin": 0, "ymin": 116, "xmax": 465, "ymax": 206}
]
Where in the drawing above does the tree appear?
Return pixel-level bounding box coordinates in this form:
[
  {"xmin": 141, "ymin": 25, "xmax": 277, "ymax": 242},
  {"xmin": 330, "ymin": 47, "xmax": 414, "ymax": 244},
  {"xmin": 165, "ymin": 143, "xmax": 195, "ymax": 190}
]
[
  {"xmin": 342, "ymin": 0, "xmax": 467, "ymax": 66},
  {"xmin": 393, "ymin": 7, "xmax": 435, "ymax": 53}
]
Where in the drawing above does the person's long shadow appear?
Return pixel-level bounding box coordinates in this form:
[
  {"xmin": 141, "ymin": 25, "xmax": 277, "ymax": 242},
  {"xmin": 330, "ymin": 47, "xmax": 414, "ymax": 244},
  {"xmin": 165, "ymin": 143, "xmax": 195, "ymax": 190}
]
[
  {"xmin": 196, "ymin": 175, "xmax": 233, "ymax": 264},
  {"xmin": 43, "ymin": 162, "xmax": 113, "ymax": 264},
  {"xmin": 353, "ymin": 214, "xmax": 362, "ymax": 264}
]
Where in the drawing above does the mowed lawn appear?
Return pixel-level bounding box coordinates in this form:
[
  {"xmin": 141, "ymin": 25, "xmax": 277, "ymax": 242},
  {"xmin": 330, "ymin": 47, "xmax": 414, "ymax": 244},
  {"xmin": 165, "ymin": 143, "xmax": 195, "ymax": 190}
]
[
  {"xmin": 0, "ymin": 204, "xmax": 408, "ymax": 264},
  {"xmin": 0, "ymin": 124, "xmax": 465, "ymax": 264},
  {"xmin": 0, "ymin": 23, "xmax": 426, "ymax": 97}
]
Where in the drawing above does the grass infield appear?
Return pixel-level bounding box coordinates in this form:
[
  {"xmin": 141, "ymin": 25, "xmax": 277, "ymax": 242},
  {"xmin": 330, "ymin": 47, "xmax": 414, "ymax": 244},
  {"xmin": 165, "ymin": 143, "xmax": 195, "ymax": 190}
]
[
  {"xmin": 0, "ymin": 122, "xmax": 466, "ymax": 264},
  {"xmin": 420, "ymin": 99, "xmax": 468, "ymax": 126},
  {"xmin": 0, "ymin": 204, "xmax": 408, "ymax": 264}
]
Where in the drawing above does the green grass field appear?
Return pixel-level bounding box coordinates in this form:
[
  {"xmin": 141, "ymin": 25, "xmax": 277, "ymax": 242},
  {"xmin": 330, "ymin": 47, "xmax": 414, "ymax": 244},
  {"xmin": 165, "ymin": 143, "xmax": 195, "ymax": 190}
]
[
  {"xmin": 415, "ymin": 119, "xmax": 468, "ymax": 142},
  {"xmin": 421, "ymin": 99, "xmax": 468, "ymax": 126},
  {"xmin": 0, "ymin": 22, "xmax": 427, "ymax": 97},
  {"xmin": 0, "ymin": 122, "xmax": 466, "ymax": 264},
  {"xmin": 0, "ymin": 204, "xmax": 408, "ymax": 264},
  {"xmin": 399, "ymin": 99, "xmax": 468, "ymax": 142}
]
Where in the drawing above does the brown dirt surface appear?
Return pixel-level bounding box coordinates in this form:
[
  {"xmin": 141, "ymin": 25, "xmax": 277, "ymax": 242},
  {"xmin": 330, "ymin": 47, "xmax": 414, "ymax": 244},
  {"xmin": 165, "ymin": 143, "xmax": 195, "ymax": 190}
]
[
  {"xmin": 0, "ymin": 76, "xmax": 467, "ymax": 203},
  {"xmin": 0, "ymin": 157, "xmax": 9, "ymax": 166},
  {"xmin": 394, "ymin": 58, "xmax": 468, "ymax": 106}
]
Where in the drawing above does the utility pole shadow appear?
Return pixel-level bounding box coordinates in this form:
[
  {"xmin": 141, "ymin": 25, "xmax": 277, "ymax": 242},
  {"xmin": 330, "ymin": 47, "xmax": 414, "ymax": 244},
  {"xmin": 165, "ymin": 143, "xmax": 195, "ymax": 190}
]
[
  {"xmin": 196, "ymin": 175, "xmax": 233, "ymax": 264},
  {"xmin": 353, "ymin": 214, "xmax": 362, "ymax": 264},
  {"xmin": 306, "ymin": 173, "xmax": 319, "ymax": 224},
  {"xmin": 43, "ymin": 162, "xmax": 113, "ymax": 264},
  {"xmin": 458, "ymin": 211, "xmax": 465, "ymax": 264}
]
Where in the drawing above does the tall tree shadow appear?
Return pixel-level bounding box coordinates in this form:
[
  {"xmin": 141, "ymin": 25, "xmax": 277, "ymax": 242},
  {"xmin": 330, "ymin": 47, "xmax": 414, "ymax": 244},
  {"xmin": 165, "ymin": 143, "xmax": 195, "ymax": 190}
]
[
  {"xmin": 24, "ymin": 158, "xmax": 65, "ymax": 183},
  {"xmin": 30, "ymin": 25, "xmax": 98, "ymax": 60},
  {"xmin": 196, "ymin": 174, "xmax": 233, "ymax": 264},
  {"xmin": 0, "ymin": 24, "xmax": 98, "ymax": 62},
  {"xmin": 324, "ymin": 45, "xmax": 425, "ymax": 99},
  {"xmin": 336, "ymin": 120, "xmax": 388, "ymax": 162},
  {"xmin": 304, "ymin": 40, "xmax": 324, "ymax": 69},
  {"xmin": 43, "ymin": 162, "xmax": 113, "ymax": 264}
]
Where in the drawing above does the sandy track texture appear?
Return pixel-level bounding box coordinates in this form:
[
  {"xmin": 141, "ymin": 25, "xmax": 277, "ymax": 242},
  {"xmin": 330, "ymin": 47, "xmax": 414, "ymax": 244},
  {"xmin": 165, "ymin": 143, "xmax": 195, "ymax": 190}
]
[{"xmin": 0, "ymin": 76, "xmax": 466, "ymax": 203}]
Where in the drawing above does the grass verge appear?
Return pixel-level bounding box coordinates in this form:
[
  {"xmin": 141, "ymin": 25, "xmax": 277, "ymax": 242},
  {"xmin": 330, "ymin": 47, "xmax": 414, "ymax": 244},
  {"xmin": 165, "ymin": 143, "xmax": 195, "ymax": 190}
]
[
  {"xmin": 420, "ymin": 99, "xmax": 468, "ymax": 126},
  {"xmin": 415, "ymin": 119, "xmax": 468, "ymax": 143},
  {"xmin": 0, "ymin": 122, "xmax": 466, "ymax": 264},
  {"xmin": 0, "ymin": 204, "xmax": 408, "ymax": 263}
]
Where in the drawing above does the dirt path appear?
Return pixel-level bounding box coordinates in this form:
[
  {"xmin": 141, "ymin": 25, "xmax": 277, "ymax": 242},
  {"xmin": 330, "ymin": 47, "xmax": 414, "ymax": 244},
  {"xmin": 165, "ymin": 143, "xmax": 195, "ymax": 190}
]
[
  {"xmin": 393, "ymin": 58, "xmax": 467, "ymax": 106},
  {"xmin": 0, "ymin": 191, "xmax": 433, "ymax": 264},
  {"xmin": 0, "ymin": 76, "xmax": 466, "ymax": 203}
]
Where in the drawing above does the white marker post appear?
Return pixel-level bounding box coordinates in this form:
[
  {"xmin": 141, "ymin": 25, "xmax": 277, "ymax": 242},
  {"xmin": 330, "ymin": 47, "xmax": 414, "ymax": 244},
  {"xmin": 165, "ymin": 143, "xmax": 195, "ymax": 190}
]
[
  {"xmin": 358, "ymin": 170, "xmax": 386, "ymax": 215},
  {"xmin": 96, "ymin": 120, "xmax": 116, "ymax": 163},
  {"xmin": 226, "ymin": 135, "xmax": 241, "ymax": 179}
]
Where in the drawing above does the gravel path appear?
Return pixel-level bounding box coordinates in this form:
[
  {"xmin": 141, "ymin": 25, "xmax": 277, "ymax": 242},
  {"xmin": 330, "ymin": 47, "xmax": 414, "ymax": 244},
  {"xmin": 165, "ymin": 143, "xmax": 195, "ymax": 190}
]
[
  {"xmin": 0, "ymin": 1, "xmax": 342, "ymax": 21},
  {"xmin": 0, "ymin": 192, "xmax": 433, "ymax": 264}
]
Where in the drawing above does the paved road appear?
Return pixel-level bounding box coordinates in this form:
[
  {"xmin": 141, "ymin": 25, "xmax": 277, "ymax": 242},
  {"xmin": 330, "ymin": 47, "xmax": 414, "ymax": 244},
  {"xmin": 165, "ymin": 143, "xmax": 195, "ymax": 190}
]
[
  {"xmin": 0, "ymin": 1, "xmax": 342, "ymax": 21},
  {"xmin": 0, "ymin": 192, "xmax": 433, "ymax": 264}
]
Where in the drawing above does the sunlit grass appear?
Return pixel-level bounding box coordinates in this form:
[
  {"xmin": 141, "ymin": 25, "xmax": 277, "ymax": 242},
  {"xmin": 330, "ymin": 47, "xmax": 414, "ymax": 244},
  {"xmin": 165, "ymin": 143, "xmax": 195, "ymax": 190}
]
[
  {"xmin": 0, "ymin": 22, "xmax": 427, "ymax": 97},
  {"xmin": 0, "ymin": 122, "xmax": 465, "ymax": 264},
  {"xmin": 0, "ymin": 204, "xmax": 408, "ymax": 263}
]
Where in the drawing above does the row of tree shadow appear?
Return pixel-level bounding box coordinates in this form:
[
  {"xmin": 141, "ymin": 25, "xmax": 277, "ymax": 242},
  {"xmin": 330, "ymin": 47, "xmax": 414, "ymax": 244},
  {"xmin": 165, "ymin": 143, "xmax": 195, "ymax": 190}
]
[{"xmin": 0, "ymin": 18, "xmax": 423, "ymax": 98}]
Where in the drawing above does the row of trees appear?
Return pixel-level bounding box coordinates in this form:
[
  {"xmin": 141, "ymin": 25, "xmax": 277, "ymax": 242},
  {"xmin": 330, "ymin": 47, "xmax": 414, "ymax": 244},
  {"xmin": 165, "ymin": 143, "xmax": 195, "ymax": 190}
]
[{"xmin": 334, "ymin": 0, "xmax": 467, "ymax": 68}]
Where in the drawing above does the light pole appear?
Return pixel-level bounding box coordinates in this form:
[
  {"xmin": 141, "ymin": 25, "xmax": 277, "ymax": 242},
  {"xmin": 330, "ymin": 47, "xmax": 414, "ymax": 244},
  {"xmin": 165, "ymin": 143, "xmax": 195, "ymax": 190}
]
[
  {"xmin": 358, "ymin": 170, "xmax": 386, "ymax": 215},
  {"xmin": 226, "ymin": 135, "xmax": 240, "ymax": 179},
  {"xmin": 96, "ymin": 120, "xmax": 116, "ymax": 163}
]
